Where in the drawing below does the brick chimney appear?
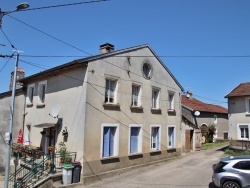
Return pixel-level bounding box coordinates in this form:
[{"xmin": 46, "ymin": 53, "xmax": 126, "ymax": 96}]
[
  {"xmin": 100, "ymin": 43, "xmax": 114, "ymax": 54},
  {"xmin": 9, "ymin": 68, "xmax": 25, "ymax": 91}
]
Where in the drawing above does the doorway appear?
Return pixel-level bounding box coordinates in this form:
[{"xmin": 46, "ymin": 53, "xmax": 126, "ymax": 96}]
[{"xmin": 42, "ymin": 127, "xmax": 56, "ymax": 154}]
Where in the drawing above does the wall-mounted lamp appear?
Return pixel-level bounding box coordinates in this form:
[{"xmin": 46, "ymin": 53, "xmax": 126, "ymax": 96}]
[{"xmin": 62, "ymin": 125, "xmax": 68, "ymax": 137}]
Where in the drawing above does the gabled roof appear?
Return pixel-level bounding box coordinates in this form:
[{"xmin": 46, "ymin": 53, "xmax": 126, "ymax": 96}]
[
  {"xmin": 19, "ymin": 44, "xmax": 184, "ymax": 91},
  {"xmin": 225, "ymin": 82, "xmax": 250, "ymax": 98},
  {"xmin": 182, "ymin": 95, "xmax": 228, "ymax": 114}
]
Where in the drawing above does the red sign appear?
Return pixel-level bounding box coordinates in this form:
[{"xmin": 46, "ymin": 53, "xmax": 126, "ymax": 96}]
[{"xmin": 17, "ymin": 129, "xmax": 23, "ymax": 143}]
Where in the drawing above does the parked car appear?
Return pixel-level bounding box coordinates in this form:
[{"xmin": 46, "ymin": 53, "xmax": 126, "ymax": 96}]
[{"xmin": 212, "ymin": 155, "xmax": 250, "ymax": 188}]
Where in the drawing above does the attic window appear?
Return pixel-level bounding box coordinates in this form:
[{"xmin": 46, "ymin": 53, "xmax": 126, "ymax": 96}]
[{"xmin": 142, "ymin": 62, "xmax": 152, "ymax": 80}]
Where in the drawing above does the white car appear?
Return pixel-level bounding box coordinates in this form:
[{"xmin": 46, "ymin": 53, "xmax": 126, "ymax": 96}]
[{"xmin": 212, "ymin": 155, "xmax": 250, "ymax": 188}]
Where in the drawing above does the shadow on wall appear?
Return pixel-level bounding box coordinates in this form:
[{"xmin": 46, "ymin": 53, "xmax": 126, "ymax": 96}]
[{"xmin": 0, "ymin": 132, "xmax": 5, "ymax": 174}]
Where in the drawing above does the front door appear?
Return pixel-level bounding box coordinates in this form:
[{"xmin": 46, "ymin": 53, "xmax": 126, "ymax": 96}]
[{"xmin": 185, "ymin": 130, "xmax": 191, "ymax": 152}]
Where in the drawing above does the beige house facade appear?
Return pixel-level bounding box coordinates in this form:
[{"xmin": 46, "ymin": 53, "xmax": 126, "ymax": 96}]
[
  {"xmin": 181, "ymin": 93, "xmax": 228, "ymax": 152},
  {"xmin": 18, "ymin": 43, "xmax": 184, "ymax": 183},
  {"xmin": 225, "ymin": 82, "xmax": 250, "ymax": 149}
]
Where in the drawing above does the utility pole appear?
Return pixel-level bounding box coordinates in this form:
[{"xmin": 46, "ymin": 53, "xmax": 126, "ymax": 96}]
[
  {"xmin": 4, "ymin": 51, "xmax": 19, "ymax": 188},
  {"xmin": 0, "ymin": 3, "xmax": 29, "ymax": 188}
]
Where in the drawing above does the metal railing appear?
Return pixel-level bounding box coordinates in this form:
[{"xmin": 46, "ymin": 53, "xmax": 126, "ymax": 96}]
[{"xmin": 8, "ymin": 144, "xmax": 77, "ymax": 188}]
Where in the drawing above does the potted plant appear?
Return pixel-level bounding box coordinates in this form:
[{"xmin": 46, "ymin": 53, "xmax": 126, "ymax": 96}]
[
  {"xmin": 59, "ymin": 149, "xmax": 66, "ymax": 163},
  {"xmin": 64, "ymin": 152, "xmax": 72, "ymax": 164},
  {"xmin": 58, "ymin": 141, "xmax": 66, "ymax": 151},
  {"xmin": 11, "ymin": 145, "xmax": 19, "ymax": 152},
  {"xmin": 48, "ymin": 145, "xmax": 55, "ymax": 154}
]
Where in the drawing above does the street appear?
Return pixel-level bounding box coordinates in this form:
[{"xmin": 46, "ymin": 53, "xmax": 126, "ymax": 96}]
[{"xmin": 84, "ymin": 147, "xmax": 225, "ymax": 188}]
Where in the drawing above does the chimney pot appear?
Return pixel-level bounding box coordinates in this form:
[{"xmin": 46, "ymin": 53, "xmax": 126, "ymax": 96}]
[{"xmin": 100, "ymin": 43, "xmax": 114, "ymax": 54}]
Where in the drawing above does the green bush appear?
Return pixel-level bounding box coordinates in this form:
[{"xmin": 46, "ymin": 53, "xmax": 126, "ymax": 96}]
[{"xmin": 224, "ymin": 149, "xmax": 250, "ymax": 156}]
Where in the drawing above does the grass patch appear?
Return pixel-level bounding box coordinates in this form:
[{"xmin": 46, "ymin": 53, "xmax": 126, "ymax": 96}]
[
  {"xmin": 201, "ymin": 141, "xmax": 229, "ymax": 150},
  {"xmin": 224, "ymin": 148, "xmax": 250, "ymax": 156}
]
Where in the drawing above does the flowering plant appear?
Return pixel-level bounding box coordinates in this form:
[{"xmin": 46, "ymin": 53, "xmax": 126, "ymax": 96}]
[{"xmin": 48, "ymin": 145, "xmax": 55, "ymax": 151}]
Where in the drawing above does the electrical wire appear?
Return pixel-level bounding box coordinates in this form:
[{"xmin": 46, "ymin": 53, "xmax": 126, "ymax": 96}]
[
  {"xmin": 0, "ymin": 28, "xmax": 17, "ymax": 50},
  {"xmin": 5, "ymin": 14, "xmax": 227, "ymax": 105},
  {"xmin": 8, "ymin": 15, "xmax": 92, "ymax": 56},
  {"xmin": 20, "ymin": 0, "xmax": 110, "ymax": 11},
  {"xmin": 20, "ymin": 54, "xmax": 250, "ymax": 58},
  {"xmin": 0, "ymin": 53, "xmax": 14, "ymax": 73}
]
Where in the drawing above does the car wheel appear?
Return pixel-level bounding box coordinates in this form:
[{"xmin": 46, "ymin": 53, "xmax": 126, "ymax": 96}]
[{"xmin": 223, "ymin": 181, "xmax": 240, "ymax": 188}]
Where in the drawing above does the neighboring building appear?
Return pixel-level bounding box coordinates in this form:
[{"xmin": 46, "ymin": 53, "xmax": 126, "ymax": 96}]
[
  {"xmin": 18, "ymin": 43, "xmax": 184, "ymax": 184},
  {"xmin": 181, "ymin": 104, "xmax": 201, "ymax": 152},
  {"xmin": 181, "ymin": 92, "xmax": 228, "ymax": 150},
  {"xmin": 225, "ymin": 82, "xmax": 250, "ymax": 149},
  {"xmin": 0, "ymin": 69, "xmax": 25, "ymax": 174}
]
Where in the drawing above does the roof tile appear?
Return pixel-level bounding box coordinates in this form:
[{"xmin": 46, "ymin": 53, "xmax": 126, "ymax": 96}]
[
  {"xmin": 182, "ymin": 96, "xmax": 228, "ymax": 114},
  {"xmin": 225, "ymin": 82, "xmax": 250, "ymax": 98}
]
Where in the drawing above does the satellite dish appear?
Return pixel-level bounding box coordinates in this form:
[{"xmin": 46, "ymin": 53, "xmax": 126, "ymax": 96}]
[
  {"xmin": 194, "ymin": 111, "xmax": 200, "ymax": 116},
  {"xmin": 49, "ymin": 104, "xmax": 60, "ymax": 118}
]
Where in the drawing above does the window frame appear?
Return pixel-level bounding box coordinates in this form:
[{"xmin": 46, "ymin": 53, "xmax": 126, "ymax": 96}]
[
  {"xmin": 167, "ymin": 125, "xmax": 176, "ymax": 149},
  {"xmin": 168, "ymin": 92, "xmax": 175, "ymax": 110},
  {"xmin": 246, "ymin": 97, "xmax": 250, "ymax": 114},
  {"xmin": 131, "ymin": 84, "xmax": 142, "ymax": 107},
  {"xmin": 237, "ymin": 124, "xmax": 250, "ymax": 140},
  {"xmin": 152, "ymin": 88, "xmax": 160, "ymax": 109},
  {"xmin": 214, "ymin": 115, "xmax": 218, "ymax": 124},
  {"xmin": 26, "ymin": 83, "xmax": 35, "ymax": 106},
  {"xmin": 105, "ymin": 78, "xmax": 118, "ymax": 104},
  {"xmin": 150, "ymin": 124, "xmax": 161, "ymax": 151},
  {"xmin": 128, "ymin": 124, "xmax": 143, "ymax": 155},
  {"xmin": 100, "ymin": 123, "xmax": 119, "ymax": 158},
  {"xmin": 37, "ymin": 80, "xmax": 47, "ymax": 106}
]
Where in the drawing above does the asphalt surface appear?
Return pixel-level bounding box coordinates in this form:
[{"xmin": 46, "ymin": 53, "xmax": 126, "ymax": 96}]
[{"xmin": 83, "ymin": 147, "xmax": 226, "ymax": 188}]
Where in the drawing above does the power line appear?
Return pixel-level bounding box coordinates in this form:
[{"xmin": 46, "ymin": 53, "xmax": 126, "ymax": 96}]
[
  {"xmin": 20, "ymin": 54, "xmax": 250, "ymax": 58},
  {"xmin": 0, "ymin": 28, "xmax": 16, "ymax": 49},
  {"xmin": 5, "ymin": 14, "xmax": 227, "ymax": 105},
  {"xmin": 0, "ymin": 53, "xmax": 14, "ymax": 73},
  {"xmin": 8, "ymin": 15, "xmax": 92, "ymax": 56},
  {"xmin": 19, "ymin": 58, "xmax": 227, "ymax": 106},
  {"xmin": 20, "ymin": 0, "xmax": 110, "ymax": 11}
]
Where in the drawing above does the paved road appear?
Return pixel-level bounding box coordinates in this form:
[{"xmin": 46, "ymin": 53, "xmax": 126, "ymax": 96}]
[{"xmin": 84, "ymin": 148, "xmax": 225, "ymax": 188}]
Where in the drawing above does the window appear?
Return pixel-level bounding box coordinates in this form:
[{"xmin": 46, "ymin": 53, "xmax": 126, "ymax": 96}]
[
  {"xmin": 168, "ymin": 126, "xmax": 176, "ymax": 148},
  {"xmin": 129, "ymin": 125, "xmax": 142, "ymax": 154},
  {"xmin": 152, "ymin": 89, "xmax": 160, "ymax": 109},
  {"xmin": 246, "ymin": 97, "xmax": 250, "ymax": 114},
  {"xmin": 38, "ymin": 81, "xmax": 47, "ymax": 105},
  {"xmin": 101, "ymin": 124, "xmax": 119, "ymax": 158},
  {"xmin": 131, "ymin": 85, "xmax": 141, "ymax": 107},
  {"xmin": 26, "ymin": 83, "xmax": 35, "ymax": 105},
  {"xmin": 233, "ymin": 161, "xmax": 250, "ymax": 170},
  {"xmin": 142, "ymin": 63, "xmax": 152, "ymax": 80},
  {"xmin": 105, "ymin": 79, "xmax": 118, "ymax": 104},
  {"xmin": 168, "ymin": 92, "xmax": 174, "ymax": 110},
  {"xmin": 150, "ymin": 125, "xmax": 161, "ymax": 151},
  {"xmin": 237, "ymin": 124, "xmax": 249, "ymax": 140},
  {"xmin": 214, "ymin": 115, "xmax": 217, "ymax": 124}
]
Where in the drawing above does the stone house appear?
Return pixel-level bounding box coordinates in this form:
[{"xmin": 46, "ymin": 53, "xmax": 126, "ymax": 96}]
[
  {"xmin": 5, "ymin": 43, "xmax": 184, "ymax": 185},
  {"xmin": 225, "ymin": 82, "xmax": 250, "ymax": 149}
]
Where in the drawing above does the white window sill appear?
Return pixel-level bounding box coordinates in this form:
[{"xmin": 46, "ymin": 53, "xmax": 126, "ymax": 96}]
[
  {"xmin": 237, "ymin": 138, "xmax": 250, "ymax": 141},
  {"xmin": 128, "ymin": 152, "xmax": 142, "ymax": 157},
  {"xmin": 150, "ymin": 149, "xmax": 161, "ymax": 153},
  {"xmin": 36, "ymin": 103, "xmax": 45, "ymax": 108},
  {"xmin": 101, "ymin": 156, "xmax": 119, "ymax": 161},
  {"xmin": 167, "ymin": 147, "xmax": 176, "ymax": 150},
  {"xmin": 26, "ymin": 103, "xmax": 33, "ymax": 107}
]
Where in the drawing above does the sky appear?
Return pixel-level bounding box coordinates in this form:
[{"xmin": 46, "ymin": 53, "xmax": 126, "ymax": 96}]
[{"xmin": 1, "ymin": 0, "xmax": 250, "ymax": 108}]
